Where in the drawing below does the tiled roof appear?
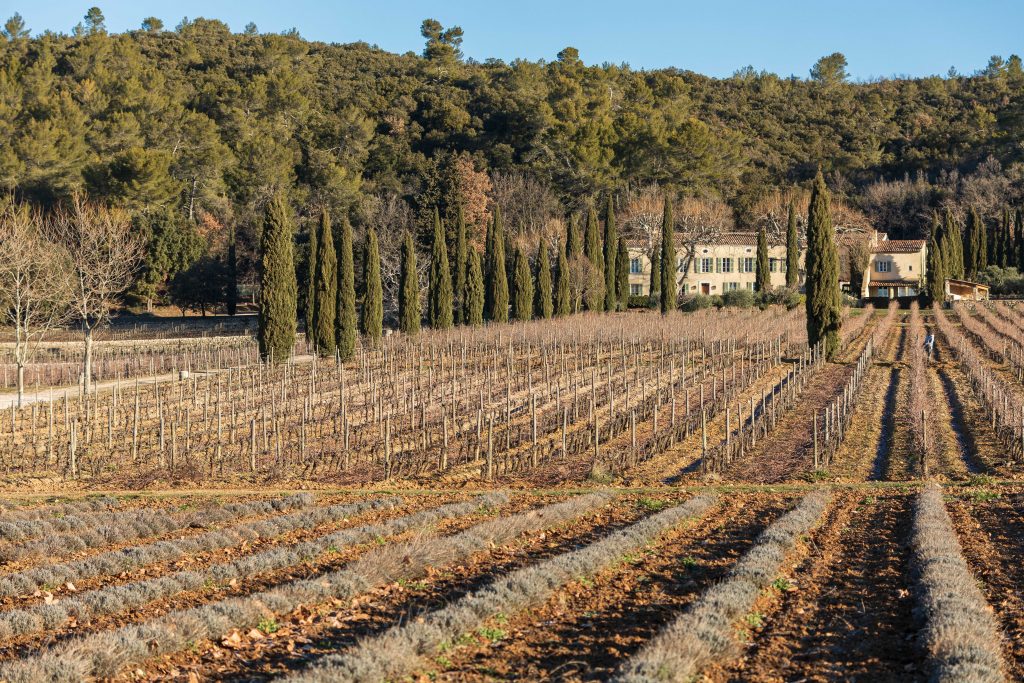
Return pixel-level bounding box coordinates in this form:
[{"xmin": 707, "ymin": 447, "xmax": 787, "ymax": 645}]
[
  {"xmin": 868, "ymin": 278, "xmax": 921, "ymax": 287},
  {"xmin": 872, "ymin": 239, "xmax": 925, "ymax": 254}
]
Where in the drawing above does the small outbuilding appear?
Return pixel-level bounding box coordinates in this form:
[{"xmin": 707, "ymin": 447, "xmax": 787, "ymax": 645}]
[{"xmin": 945, "ymin": 278, "xmax": 990, "ymax": 301}]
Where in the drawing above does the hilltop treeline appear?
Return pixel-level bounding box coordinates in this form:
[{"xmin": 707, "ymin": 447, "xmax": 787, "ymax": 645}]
[{"xmin": 1, "ymin": 9, "xmax": 1023, "ymax": 311}]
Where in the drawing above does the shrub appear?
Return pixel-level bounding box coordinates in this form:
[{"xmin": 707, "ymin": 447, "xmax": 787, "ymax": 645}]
[
  {"xmin": 680, "ymin": 294, "xmax": 720, "ymax": 312},
  {"xmin": 722, "ymin": 289, "xmax": 754, "ymax": 309}
]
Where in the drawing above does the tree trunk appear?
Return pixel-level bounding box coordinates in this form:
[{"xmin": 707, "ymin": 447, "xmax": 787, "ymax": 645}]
[
  {"xmin": 16, "ymin": 362, "xmax": 24, "ymax": 409},
  {"xmin": 83, "ymin": 326, "xmax": 94, "ymax": 394}
]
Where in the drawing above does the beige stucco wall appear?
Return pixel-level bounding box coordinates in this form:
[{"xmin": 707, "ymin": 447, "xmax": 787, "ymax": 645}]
[
  {"xmin": 627, "ymin": 243, "xmax": 802, "ymax": 297},
  {"xmin": 862, "ymin": 246, "xmax": 927, "ymax": 297}
]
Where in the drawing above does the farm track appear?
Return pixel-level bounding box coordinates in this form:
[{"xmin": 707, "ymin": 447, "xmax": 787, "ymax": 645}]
[
  {"xmin": 0, "ymin": 493, "xmax": 513, "ymax": 659},
  {"xmin": 125, "ymin": 493, "xmax": 662, "ymax": 681},
  {"xmin": 829, "ymin": 316, "xmax": 904, "ymax": 481},
  {"xmin": 722, "ymin": 324, "xmax": 876, "ymax": 484},
  {"xmin": 432, "ymin": 494, "xmax": 788, "ymax": 681},
  {"xmin": 945, "ymin": 489, "xmax": 1024, "ymax": 679},
  {"xmin": 715, "ymin": 490, "xmax": 921, "ymax": 683}
]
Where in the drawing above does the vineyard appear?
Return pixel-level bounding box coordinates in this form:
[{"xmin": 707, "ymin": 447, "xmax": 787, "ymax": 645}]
[{"xmin": 0, "ymin": 303, "xmax": 1023, "ymax": 681}]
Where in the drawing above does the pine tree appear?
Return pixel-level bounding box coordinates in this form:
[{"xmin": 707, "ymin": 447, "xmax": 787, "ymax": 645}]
[
  {"xmin": 566, "ymin": 214, "xmax": 582, "ymax": 261},
  {"xmin": 755, "ymin": 226, "xmax": 770, "ymax": 293},
  {"xmin": 464, "ymin": 249, "xmax": 484, "ymax": 326},
  {"xmin": 926, "ymin": 228, "xmax": 946, "ymax": 305},
  {"xmin": 616, "ymin": 237, "xmax": 628, "ymax": 311},
  {"xmin": 489, "ymin": 210, "xmax": 508, "ymax": 322},
  {"xmin": 305, "ymin": 211, "xmax": 318, "ymax": 337},
  {"xmin": 785, "ymin": 199, "xmax": 800, "ymax": 289},
  {"xmin": 225, "ymin": 227, "xmax": 238, "ymax": 316},
  {"xmin": 583, "ymin": 205, "xmax": 603, "ymax": 310},
  {"xmin": 660, "ymin": 198, "xmax": 676, "ymax": 314},
  {"xmin": 258, "ymin": 194, "xmax": 298, "ymax": 364},
  {"xmin": 649, "ymin": 248, "xmax": 661, "ymax": 306},
  {"xmin": 428, "ymin": 207, "xmax": 453, "ymax": 329},
  {"xmin": 804, "ymin": 171, "xmax": 842, "ymax": 359},
  {"xmin": 336, "ymin": 214, "xmax": 357, "ymax": 360},
  {"xmin": 453, "ymin": 206, "xmax": 467, "ymax": 324},
  {"xmin": 310, "ymin": 209, "xmax": 337, "ymax": 356},
  {"xmin": 535, "ymin": 239, "xmax": 553, "ymax": 319},
  {"xmin": 399, "ymin": 231, "xmax": 421, "ymax": 335},
  {"xmin": 511, "ymin": 245, "xmax": 533, "ymax": 321},
  {"xmin": 360, "ymin": 228, "xmax": 383, "ymax": 344},
  {"xmin": 603, "ymin": 195, "xmax": 617, "ymax": 311},
  {"xmin": 554, "ymin": 238, "xmax": 570, "ymax": 316}
]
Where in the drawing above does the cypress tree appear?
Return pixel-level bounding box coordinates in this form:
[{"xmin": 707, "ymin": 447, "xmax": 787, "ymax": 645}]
[
  {"xmin": 258, "ymin": 194, "xmax": 298, "ymax": 364},
  {"xmin": 604, "ymin": 195, "xmax": 617, "ymax": 311},
  {"xmin": 649, "ymin": 248, "xmax": 661, "ymax": 306},
  {"xmin": 943, "ymin": 209, "xmax": 963, "ymax": 279},
  {"xmin": 428, "ymin": 208, "xmax": 453, "ymax": 330},
  {"xmin": 963, "ymin": 207, "xmax": 977, "ymax": 278},
  {"xmin": 360, "ymin": 228, "xmax": 383, "ymax": 344},
  {"xmin": 453, "ymin": 206, "xmax": 467, "ymax": 324},
  {"xmin": 660, "ymin": 198, "xmax": 676, "ymax": 314},
  {"xmin": 310, "ymin": 209, "xmax": 337, "ymax": 357},
  {"xmin": 535, "ymin": 239, "xmax": 553, "ymax": 319},
  {"xmin": 566, "ymin": 214, "xmax": 583, "ymax": 261},
  {"xmin": 464, "ymin": 249, "xmax": 485, "ymax": 326},
  {"xmin": 336, "ymin": 214, "xmax": 356, "ymax": 360},
  {"xmin": 304, "ymin": 212, "xmax": 317, "ymax": 337},
  {"xmin": 616, "ymin": 237, "xmax": 628, "ymax": 311},
  {"xmin": 225, "ymin": 227, "xmax": 238, "ymax": 316},
  {"xmin": 804, "ymin": 170, "xmax": 842, "ymax": 359},
  {"xmin": 999, "ymin": 208, "xmax": 1011, "ymax": 267},
  {"xmin": 490, "ymin": 211, "xmax": 508, "ymax": 322},
  {"xmin": 483, "ymin": 211, "xmax": 495, "ymax": 318},
  {"xmin": 511, "ymin": 245, "xmax": 533, "ymax": 321},
  {"xmin": 1016, "ymin": 208, "xmax": 1024, "ymax": 272},
  {"xmin": 755, "ymin": 226, "xmax": 770, "ymax": 293},
  {"xmin": 994, "ymin": 210, "xmax": 1005, "ymax": 267},
  {"xmin": 926, "ymin": 228, "xmax": 946, "ymax": 305},
  {"xmin": 785, "ymin": 199, "xmax": 800, "ymax": 289},
  {"xmin": 399, "ymin": 231, "xmax": 421, "ymax": 335},
  {"xmin": 583, "ymin": 205, "xmax": 603, "ymax": 310},
  {"xmin": 977, "ymin": 208, "xmax": 988, "ymax": 272},
  {"xmin": 554, "ymin": 238, "xmax": 570, "ymax": 316}
]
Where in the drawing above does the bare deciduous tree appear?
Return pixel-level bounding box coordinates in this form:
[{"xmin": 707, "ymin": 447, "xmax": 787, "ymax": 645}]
[
  {"xmin": 620, "ymin": 184, "xmax": 664, "ymax": 252},
  {"xmin": 52, "ymin": 197, "xmax": 143, "ymax": 393},
  {"xmin": 0, "ymin": 197, "xmax": 73, "ymax": 406},
  {"xmin": 490, "ymin": 172, "xmax": 561, "ymax": 241},
  {"xmin": 674, "ymin": 196, "xmax": 734, "ymax": 289}
]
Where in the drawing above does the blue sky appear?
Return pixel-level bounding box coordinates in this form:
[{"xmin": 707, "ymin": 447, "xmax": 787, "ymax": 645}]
[{"xmin": 10, "ymin": 1, "xmax": 1023, "ymax": 79}]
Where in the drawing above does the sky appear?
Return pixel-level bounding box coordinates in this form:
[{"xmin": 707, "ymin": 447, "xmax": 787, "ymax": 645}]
[{"xmin": 9, "ymin": 0, "xmax": 1024, "ymax": 80}]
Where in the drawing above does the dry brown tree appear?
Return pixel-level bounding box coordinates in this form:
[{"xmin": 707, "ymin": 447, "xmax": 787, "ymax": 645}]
[
  {"xmin": 51, "ymin": 197, "xmax": 143, "ymax": 393},
  {"xmin": 674, "ymin": 196, "xmax": 734, "ymax": 290},
  {"xmin": 620, "ymin": 184, "xmax": 664, "ymax": 252},
  {"xmin": 0, "ymin": 197, "xmax": 73, "ymax": 406}
]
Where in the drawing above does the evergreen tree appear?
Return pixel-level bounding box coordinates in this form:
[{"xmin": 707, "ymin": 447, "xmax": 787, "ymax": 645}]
[
  {"xmin": 258, "ymin": 194, "xmax": 298, "ymax": 364},
  {"xmin": 453, "ymin": 205, "xmax": 467, "ymax": 324},
  {"xmin": 399, "ymin": 231, "xmax": 421, "ymax": 335},
  {"xmin": 963, "ymin": 206, "xmax": 977, "ymax": 278},
  {"xmin": 943, "ymin": 209, "xmax": 963, "ymax": 279},
  {"xmin": 464, "ymin": 249, "xmax": 484, "ymax": 326},
  {"xmin": 554, "ymin": 238, "xmax": 570, "ymax": 316},
  {"xmin": 511, "ymin": 245, "xmax": 533, "ymax": 321},
  {"xmin": 804, "ymin": 171, "xmax": 842, "ymax": 359},
  {"xmin": 603, "ymin": 195, "xmax": 617, "ymax": 311},
  {"xmin": 566, "ymin": 214, "xmax": 582, "ymax": 261},
  {"xmin": 310, "ymin": 209, "xmax": 337, "ymax": 356},
  {"xmin": 360, "ymin": 229, "xmax": 383, "ymax": 344},
  {"xmin": 1016, "ymin": 208, "xmax": 1024, "ymax": 272},
  {"xmin": 535, "ymin": 239, "xmax": 553, "ymax": 319},
  {"xmin": 649, "ymin": 248, "xmax": 661, "ymax": 306},
  {"xmin": 225, "ymin": 227, "xmax": 238, "ymax": 316},
  {"xmin": 483, "ymin": 210, "xmax": 495, "ymax": 319},
  {"xmin": 489, "ymin": 211, "xmax": 508, "ymax": 322},
  {"xmin": 977, "ymin": 208, "xmax": 988, "ymax": 272},
  {"xmin": 755, "ymin": 226, "xmax": 770, "ymax": 292},
  {"xmin": 336, "ymin": 214, "xmax": 357, "ymax": 360},
  {"xmin": 428, "ymin": 207, "xmax": 453, "ymax": 329},
  {"xmin": 616, "ymin": 237, "xmax": 629, "ymax": 311},
  {"xmin": 305, "ymin": 212, "xmax": 318, "ymax": 336},
  {"xmin": 926, "ymin": 228, "xmax": 946, "ymax": 305},
  {"xmin": 785, "ymin": 199, "xmax": 800, "ymax": 289},
  {"xmin": 660, "ymin": 198, "xmax": 676, "ymax": 314},
  {"xmin": 583, "ymin": 205, "xmax": 603, "ymax": 310},
  {"xmin": 999, "ymin": 208, "xmax": 1011, "ymax": 267}
]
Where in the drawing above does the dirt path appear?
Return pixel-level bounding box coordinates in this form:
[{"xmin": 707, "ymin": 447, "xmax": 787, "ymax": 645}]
[
  {"xmin": 717, "ymin": 491, "xmax": 922, "ymax": 683},
  {"xmin": 946, "ymin": 489, "xmax": 1024, "ymax": 679},
  {"xmin": 434, "ymin": 493, "xmax": 790, "ymax": 681}
]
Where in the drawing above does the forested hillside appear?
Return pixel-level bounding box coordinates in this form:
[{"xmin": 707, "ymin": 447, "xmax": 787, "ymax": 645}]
[{"xmin": 1, "ymin": 9, "xmax": 1022, "ymax": 311}]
